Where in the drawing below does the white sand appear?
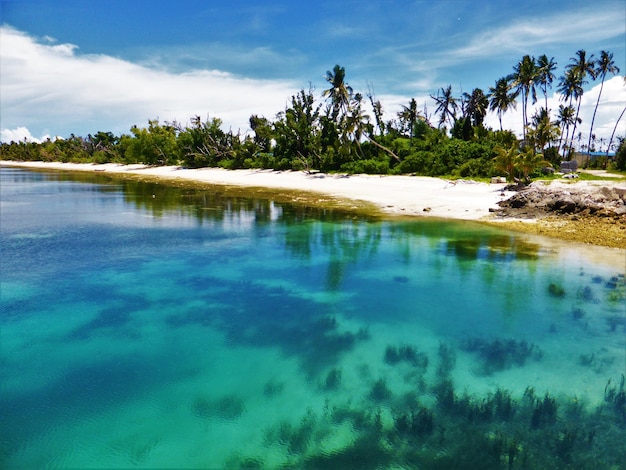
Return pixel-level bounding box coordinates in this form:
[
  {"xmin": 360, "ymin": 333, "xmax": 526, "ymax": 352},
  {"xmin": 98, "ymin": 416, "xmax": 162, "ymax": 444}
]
[{"xmin": 1, "ymin": 161, "xmax": 515, "ymax": 220}]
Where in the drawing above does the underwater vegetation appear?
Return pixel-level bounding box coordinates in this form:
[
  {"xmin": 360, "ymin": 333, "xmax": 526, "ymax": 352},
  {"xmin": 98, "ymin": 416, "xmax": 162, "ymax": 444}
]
[
  {"xmin": 547, "ymin": 282, "xmax": 566, "ymax": 298},
  {"xmin": 263, "ymin": 379, "xmax": 286, "ymax": 398},
  {"xmin": 384, "ymin": 344, "xmax": 429, "ymax": 369},
  {"xmin": 191, "ymin": 394, "xmax": 246, "ymax": 421},
  {"xmin": 224, "ymin": 329, "xmax": 626, "ymax": 469},
  {"xmin": 436, "ymin": 341, "xmax": 457, "ymax": 378},
  {"xmin": 604, "ymin": 374, "xmax": 626, "ymax": 425},
  {"xmin": 461, "ymin": 338, "xmax": 543, "ymax": 375},
  {"xmin": 231, "ymin": 369, "xmax": 626, "ymax": 470},
  {"xmin": 368, "ymin": 378, "xmax": 393, "ymax": 402},
  {"xmin": 166, "ymin": 279, "xmax": 371, "ymax": 375},
  {"xmin": 579, "ymin": 351, "xmax": 616, "ymax": 374},
  {"xmin": 323, "ymin": 368, "xmax": 342, "ymax": 391}
]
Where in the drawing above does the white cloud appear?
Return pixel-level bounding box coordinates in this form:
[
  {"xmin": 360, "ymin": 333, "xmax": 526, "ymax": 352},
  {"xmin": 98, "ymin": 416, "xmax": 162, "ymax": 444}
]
[
  {"xmin": 452, "ymin": 8, "xmax": 625, "ymax": 61},
  {"xmin": 0, "ymin": 127, "xmax": 50, "ymax": 143},
  {"xmin": 0, "ymin": 26, "xmax": 300, "ymax": 141}
]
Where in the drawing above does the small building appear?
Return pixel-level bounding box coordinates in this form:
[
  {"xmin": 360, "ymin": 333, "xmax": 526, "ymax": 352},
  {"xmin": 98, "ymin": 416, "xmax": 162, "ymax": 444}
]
[
  {"xmin": 560, "ymin": 160, "xmax": 578, "ymax": 173},
  {"xmin": 571, "ymin": 151, "xmax": 616, "ymax": 167}
]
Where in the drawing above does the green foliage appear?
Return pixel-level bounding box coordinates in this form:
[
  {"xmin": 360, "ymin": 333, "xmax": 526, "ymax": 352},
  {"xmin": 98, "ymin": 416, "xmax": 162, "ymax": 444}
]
[
  {"xmin": 2, "ymin": 58, "xmax": 622, "ymax": 181},
  {"xmin": 124, "ymin": 120, "xmax": 179, "ymax": 165},
  {"xmin": 614, "ymin": 138, "xmax": 626, "ymax": 171}
]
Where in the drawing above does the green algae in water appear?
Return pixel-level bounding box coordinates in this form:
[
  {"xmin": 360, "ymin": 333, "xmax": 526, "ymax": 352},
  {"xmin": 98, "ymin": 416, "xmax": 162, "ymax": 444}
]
[{"xmin": 1, "ymin": 167, "xmax": 625, "ymax": 469}]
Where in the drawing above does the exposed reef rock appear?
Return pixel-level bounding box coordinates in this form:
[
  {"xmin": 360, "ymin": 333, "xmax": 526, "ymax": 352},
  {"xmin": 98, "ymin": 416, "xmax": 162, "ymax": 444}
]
[
  {"xmin": 489, "ymin": 181, "xmax": 626, "ymax": 248},
  {"xmin": 496, "ymin": 183, "xmax": 626, "ymax": 219}
]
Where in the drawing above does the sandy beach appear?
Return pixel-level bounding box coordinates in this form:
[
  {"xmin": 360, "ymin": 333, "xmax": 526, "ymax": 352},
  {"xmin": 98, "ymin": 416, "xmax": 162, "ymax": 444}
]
[
  {"xmin": 0, "ymin": 161, "xmax": 513, "ymax": 220},
  {"xmin": 2, "ymin": 160, "xmax": 626, "ymax": 248}
]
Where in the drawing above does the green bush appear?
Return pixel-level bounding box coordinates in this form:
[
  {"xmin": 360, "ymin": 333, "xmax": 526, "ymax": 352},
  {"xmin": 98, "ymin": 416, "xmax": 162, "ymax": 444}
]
[{"xmin": 340, "ymin": 158, "xmax": 390, "ymax": 174}]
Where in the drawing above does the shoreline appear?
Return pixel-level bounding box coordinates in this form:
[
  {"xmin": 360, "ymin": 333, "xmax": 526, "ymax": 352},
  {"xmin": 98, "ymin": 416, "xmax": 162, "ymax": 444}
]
[
  {"xmin": 0, "ymin": 161, "xmax": 513, "ymax": 220},
  {"xmin": 2, "ymin": 160, "xmax": 625, "ymax": 249}
]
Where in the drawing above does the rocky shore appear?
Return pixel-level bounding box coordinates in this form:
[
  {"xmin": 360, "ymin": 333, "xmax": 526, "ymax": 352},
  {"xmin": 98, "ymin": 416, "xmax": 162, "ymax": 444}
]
[{"xmin": 490, "ymin": 179, "xmax": 626, "ymax": 249}]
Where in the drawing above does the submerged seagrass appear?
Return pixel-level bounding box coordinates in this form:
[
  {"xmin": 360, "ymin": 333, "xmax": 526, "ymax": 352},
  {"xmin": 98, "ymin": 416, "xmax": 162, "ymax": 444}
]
[{"xmin": 1, "ymin": 167, "xmax": 624, "ymax": 469}]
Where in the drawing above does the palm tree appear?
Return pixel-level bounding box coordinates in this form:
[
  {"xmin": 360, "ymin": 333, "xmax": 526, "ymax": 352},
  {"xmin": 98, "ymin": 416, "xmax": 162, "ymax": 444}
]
[
  {"xmin": 537, "ymin": 55, "xmax": 557, "ymax": 112},
  {"xmin": 511, "ymin": 55, "xmax": 539, "ymax": 142},
  {"xmin": 564, "ymin": 50, "xmax": 595, "ymax": 156},
  {"xmin": 462, "ymin": 88, "xmax": 488, "ymax": 127},
  {"xmin": 527, "ymin": 110, "xmax": 561, "ymax": 153},
  {"xmin": 488, "ymin": 77, "xmax": 517, "ymax": 130},
  {"xmin": 606, "ymin": 105, "xmax": 626, "ymax": 158},
  {"xmin": 430, "ymin": 85, "xmax": 458, "ymax": 129},
  {"xmin": 323, "ymin": 65, "xmax": 353, "ymax": 122},
  {"xmin": 587, "ymin": 51, "xmax": 620, "ymax": 158},
  {"xmin": 557, "ymin": 69, "xmax": 584, "ymax": 156},
  {"xmin": 343, "ymin": 93, "xmax": 371, "ymax": 153},
  {"xmin": 397, "ymin": 98, "xmax": 422, "ymax": 139},
  {"xmin": 493, "ymin": 144, "xmax": 519, "ymax": 182},
  {"xmin": 516, "ymin": 148, "xmax": 549, "ymax": 183}
]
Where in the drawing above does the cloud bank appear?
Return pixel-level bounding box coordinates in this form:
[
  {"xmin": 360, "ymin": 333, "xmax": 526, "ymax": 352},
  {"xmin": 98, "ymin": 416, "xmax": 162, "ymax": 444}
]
[{"xmin": 0, "ymin": 26, "xmax": 299, "ymax": 141}]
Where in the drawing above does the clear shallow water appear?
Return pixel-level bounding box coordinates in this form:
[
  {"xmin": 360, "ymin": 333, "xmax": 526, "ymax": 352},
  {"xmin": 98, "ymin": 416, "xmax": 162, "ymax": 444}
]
[{"xmin": 1, "ymin": 167, "xmax": 624, "ymax": 469}]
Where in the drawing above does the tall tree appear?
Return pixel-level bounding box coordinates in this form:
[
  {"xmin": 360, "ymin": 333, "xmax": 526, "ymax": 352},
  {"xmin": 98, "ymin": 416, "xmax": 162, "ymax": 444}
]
[
  {"xmin": 537, "ymin": 55, "xmax": 557, "ymax": 112},
  {"xmin": 323, "ymin": 65, "xmax": 353, "ymax": 123},
  {"xmin": 397, "ymin": 98, "xmax": 421, "ymax": 139},
  {"xmin": 488, "ymin": 77, "xmax": 517, "ymax": 131},
  {"xmin": 342, "ymin": 93, "xmax": 371, "ymax": 158},
  {"xmin": 511, "ymin": 55, "xmax": 539, "ymax": 142},
  {"xmin": 556, "ymin": 104, "xmax": 573, "ymax": 153},
  {"xmin": 607, "ymin": 105, "xmax": 626, "ymax": 158},
  {"xmin": 527, "ymin": 109, "xmax": 561, "ymax": 153},
  {"xmin": 462, "ymin": 88, "xmax": 488, "ymax": 127},
  {"xmin": 564, "ymin": 50, "xmax": 595, "ymax": 156},
  {"xmin": 366, "ymin": 84, "xmax": 386, "ymax": 136},
  {"xmin": 430, "ymin": 85, "xmax": 458, "ymax": 129},
  {"xmin": 586, "ymin": 51, "xmax": 620, "ymax": 156},
  {"xmin": 557, "ymin": 69, "xmax": 584, "ymax": 156}
]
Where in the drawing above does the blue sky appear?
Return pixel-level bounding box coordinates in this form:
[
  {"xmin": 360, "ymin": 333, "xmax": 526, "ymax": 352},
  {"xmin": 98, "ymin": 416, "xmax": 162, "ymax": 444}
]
[{"xmin": 1, "ymin": 0, "xmax": 625, "ymax": 143}]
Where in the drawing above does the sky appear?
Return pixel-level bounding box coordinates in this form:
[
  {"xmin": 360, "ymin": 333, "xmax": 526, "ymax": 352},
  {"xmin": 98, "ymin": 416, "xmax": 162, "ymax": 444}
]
[{"xmin": 1, "ymin": 0, "xmax": 625, "ymax": 145}]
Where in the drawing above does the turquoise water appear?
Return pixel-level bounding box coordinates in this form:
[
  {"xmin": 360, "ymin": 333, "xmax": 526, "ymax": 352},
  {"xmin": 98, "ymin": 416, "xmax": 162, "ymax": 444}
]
[{"xmin": 1, "ymin": 167, "xmax": 624, "ymax": 469}]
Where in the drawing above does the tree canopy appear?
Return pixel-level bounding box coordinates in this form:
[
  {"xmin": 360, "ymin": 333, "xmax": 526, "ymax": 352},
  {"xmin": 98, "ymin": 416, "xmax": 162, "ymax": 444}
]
[{"xmin": 2, "ymin": 51, "xmax": 624, "ymax": 180}]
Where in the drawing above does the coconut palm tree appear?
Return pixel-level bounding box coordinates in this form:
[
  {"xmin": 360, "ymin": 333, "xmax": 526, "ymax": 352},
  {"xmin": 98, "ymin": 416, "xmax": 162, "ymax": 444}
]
[
  {"xmin": 537, "ymin": 55, "xmax": 557, "ymax": 112},
  {"xmin": 323, "ymin": 65, "xmax": 353, "ymax": 122},
  {"xmin": 493, "ymin": 144, "xmax": 519, "ymax": 182},
  {"xmin": 488, "ymin": 77, "xmax": 517, "ymax": 131},
  {"xmin": 557, "ymin": 69, "xmax": 584, "ymax": 156},
  {"xmin": 462, "ymin": 88, "xmax": 489, "ymax": 127},
  {"xmin": 586, "ymin": 51, "xmax": 620, "ymax": 158},
  {"xmin": 431, "ymin": 85, "xmax": 458, "ymax": 129},
  {"xmin": 516, "ymin": 148, "xmax": 549, "ymax": 183},
  {"xmin": 564, "ymin": 50, "xmax": 595, "ymax": 156},
  {"xmin": 343, "ymin": 93, "xmax": 371, "ymax": 157},
  {"xmin": 606, "ymin": 105, "xmax": 626, "ymax": 158},
  {"xmin": 397, "ymin": 98, "xmax": 422, "ymax": 139},
  {"xmin": 511, "ymin": 55, "xmax": 539, "ymax": 142},
  {"xmin": 527, "ymin": 110, "xmax": 561, "ymax": 153}
]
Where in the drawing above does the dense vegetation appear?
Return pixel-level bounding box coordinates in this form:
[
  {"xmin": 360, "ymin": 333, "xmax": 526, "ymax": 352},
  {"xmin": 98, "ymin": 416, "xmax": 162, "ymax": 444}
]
[{"xmin": 2, "ymin": 50, "xmax": 624, "ymax": 178}]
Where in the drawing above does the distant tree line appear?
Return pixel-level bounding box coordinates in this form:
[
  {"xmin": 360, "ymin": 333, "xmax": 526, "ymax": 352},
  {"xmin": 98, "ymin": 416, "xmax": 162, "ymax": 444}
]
[{"xmin": 2, "ymin": 50, "xmax": 624, "ymax": 178}]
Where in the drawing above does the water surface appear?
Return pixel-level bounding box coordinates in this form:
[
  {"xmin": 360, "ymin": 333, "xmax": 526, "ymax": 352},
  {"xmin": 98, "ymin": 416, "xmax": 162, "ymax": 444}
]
[{"xmin": 1, "ymin": 167, "xmax": 624, "ymax": 469}]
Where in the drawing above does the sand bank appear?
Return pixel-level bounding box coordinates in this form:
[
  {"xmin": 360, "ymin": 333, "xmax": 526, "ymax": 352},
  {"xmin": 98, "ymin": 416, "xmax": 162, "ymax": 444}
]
[{"xmin": 0, "ymin": 161, "xmax": 512, "ymax": 220}]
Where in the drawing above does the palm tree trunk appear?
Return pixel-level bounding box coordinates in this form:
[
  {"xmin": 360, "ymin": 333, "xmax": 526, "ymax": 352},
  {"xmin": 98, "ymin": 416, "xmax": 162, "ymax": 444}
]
[
  {"xmin": 365, "ymin": 135, "xmax": 400, "ymax": 162},
  {"xmin": 570, "ymin": 100, "xmax": 583, "ymax": 161},
  {"xmin": 587, "ymin": 75, "xmax": 605, "ymax": 157},
  {"xmin": 606, "ymin": 106, "xmax": 626, "ymax": 157},
  {"xmin": 521, "ymin": 88, "xmax": 528, "ymax": 142}
]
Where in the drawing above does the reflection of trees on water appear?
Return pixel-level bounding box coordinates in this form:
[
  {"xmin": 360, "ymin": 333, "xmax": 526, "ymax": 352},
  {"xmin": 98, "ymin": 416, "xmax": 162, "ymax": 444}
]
[
  {"xmin": 36, "ymin": 171, "xmax": 541, "ymax": 289},
  {"xmin": 389, "ymin": 221, "xmax": 540, "ymax": 263}
]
